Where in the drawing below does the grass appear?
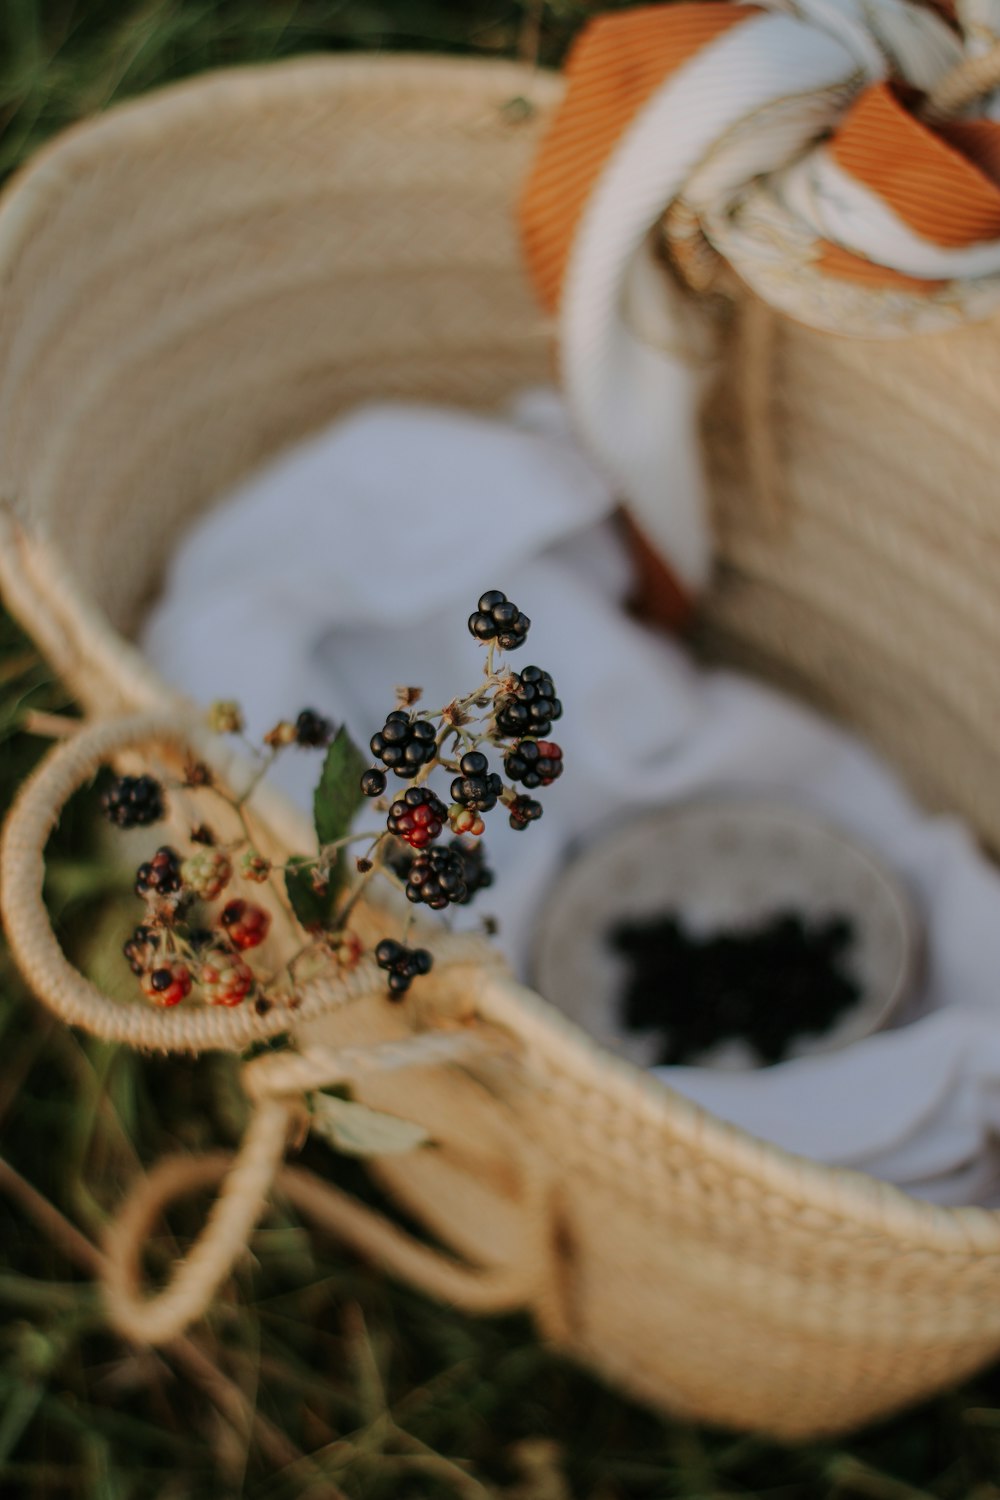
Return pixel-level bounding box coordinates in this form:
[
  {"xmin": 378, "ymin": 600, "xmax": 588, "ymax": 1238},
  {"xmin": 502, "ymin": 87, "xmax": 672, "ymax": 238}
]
[{"xmin": 2, "ymin": 3, "xmax": 1000, "ymax": 1496}]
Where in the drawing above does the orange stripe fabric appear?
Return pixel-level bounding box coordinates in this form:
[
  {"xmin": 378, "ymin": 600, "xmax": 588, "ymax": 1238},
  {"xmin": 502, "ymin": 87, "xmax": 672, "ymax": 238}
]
[
  {"xmin": 831, "ymin": 82, "xmax": 1000, "ymax": 248},
  {"xmin": 519, "ymin": 3, "xmax": 754, "ymax": 311},
  {"xmin": 814, "ymin": 241, "xmax": 944, "ymax": 292}
]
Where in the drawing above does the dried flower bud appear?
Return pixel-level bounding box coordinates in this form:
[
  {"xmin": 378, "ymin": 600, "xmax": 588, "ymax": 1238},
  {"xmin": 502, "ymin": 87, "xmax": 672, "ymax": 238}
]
[
  {"xmin": 240, "ymin": 848, "xmax": 271, "ymax": 883},
  {"xmin": 183, "ymin": 758, "xmax": 213, "ymax": 788},
  {"xmin": 264, "ymin": 720, "xmax": 297, "ymax": 748},
  {"xmin": 208, "ymin": 700, "xmax": 244, "ymax": 736},
  {"xmin": 441, "ymin": 700, "xmax": 471, "ymax": 728},
  {"xmin": 333, "ymin": 931, "xmax": 363, "ymax": 970},
  {"xmin": 394, "ymin": 685, "xmax": 423, "ymax": 707}
]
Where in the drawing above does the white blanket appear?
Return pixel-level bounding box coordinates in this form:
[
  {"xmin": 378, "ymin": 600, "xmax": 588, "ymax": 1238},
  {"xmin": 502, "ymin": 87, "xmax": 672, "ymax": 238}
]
[{"xmin": 143, "ymin": 393, "xmax": 1000, "ymax": 1206}]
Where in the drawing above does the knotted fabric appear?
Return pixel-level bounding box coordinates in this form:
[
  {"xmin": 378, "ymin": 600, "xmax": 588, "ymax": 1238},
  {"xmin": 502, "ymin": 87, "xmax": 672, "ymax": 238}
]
[{"xmin": 520, "ymin": 0, "xmax": 1000, "ymax": 609}]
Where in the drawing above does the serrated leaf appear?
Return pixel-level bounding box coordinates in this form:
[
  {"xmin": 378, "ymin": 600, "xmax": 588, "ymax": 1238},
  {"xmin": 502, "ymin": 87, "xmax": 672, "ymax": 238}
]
[
  {"xmin": 284, "ymin": 856, "xmax": 333, "ymax": 932},
  {"xmin": 314, "ymin": 725, "xmax": 368, "ymax": 850},
  {"xmin": 310, "ymin": 1094, "xmax": 430, "ymax": 1157}
]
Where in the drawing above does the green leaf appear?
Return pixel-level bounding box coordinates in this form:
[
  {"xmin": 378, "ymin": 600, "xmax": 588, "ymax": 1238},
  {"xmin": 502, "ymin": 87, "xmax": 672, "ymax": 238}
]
[
  {"xmin": 310, "ymin": 1094, "xmax": 430, "ymax": 1158},
  {"xmin": 284, "ymin": 856, "xmax": 333, "ymax": 932},
  {"xmin": 313, "ymin": 725, "xmax": 368, "ymax": 849}
]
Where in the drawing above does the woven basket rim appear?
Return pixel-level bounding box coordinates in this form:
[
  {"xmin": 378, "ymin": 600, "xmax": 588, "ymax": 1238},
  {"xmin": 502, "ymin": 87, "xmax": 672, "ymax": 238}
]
[{"xmin": 0, "ymin": 52, "xmax": 563, "ymax": 276}]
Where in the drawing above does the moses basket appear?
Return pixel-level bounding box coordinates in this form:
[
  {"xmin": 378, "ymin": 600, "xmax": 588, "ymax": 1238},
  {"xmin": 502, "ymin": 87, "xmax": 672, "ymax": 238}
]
[{"xmin": 5, "ymin": 47, "xmax": 1000, "ymax": 1442}]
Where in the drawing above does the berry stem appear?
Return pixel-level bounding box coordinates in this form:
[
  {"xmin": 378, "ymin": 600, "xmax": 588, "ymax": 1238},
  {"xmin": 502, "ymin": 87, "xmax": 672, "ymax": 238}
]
[
  {"xmin": 315, "ymin": 829, "xmax": 384, "ymax": 861},
  {"xmin": 333, "ymin": 831, "xmax": 391, "ymax": 929}
]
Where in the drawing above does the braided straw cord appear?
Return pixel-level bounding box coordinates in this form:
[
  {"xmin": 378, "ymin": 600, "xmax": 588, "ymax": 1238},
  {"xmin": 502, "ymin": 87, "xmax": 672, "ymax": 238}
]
[
  {"xmin": 103, "ymin": 1099, "xmax": 295, "ymax": 1343},
  {"xmin": 103, "ymin": 1028, "xmax": 552, "ymax": 1344}
]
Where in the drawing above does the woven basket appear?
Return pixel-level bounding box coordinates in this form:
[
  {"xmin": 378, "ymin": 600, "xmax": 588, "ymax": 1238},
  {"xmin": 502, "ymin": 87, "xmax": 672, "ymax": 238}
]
[{"xmin": 4, "ymin": 54, "xmax": 1000, "ymax": 1441}]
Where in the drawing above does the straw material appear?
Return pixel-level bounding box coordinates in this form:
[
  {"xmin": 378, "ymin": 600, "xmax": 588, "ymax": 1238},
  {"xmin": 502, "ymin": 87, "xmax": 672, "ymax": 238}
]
[{"xmin": 3, "ymin": 54, "xmax": 1000, "ymax": 1438}]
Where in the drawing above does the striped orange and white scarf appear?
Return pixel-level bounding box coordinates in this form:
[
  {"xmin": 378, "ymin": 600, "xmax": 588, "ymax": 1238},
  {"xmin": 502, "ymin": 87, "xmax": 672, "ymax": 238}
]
[{"xmin": 519, "ymin": 0, "xmax": 1000, "ymax": 614}]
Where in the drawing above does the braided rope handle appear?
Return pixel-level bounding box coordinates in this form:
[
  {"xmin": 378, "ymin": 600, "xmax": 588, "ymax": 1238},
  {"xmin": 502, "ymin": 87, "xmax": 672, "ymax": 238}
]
[
  {"xmin": 0, "ymin": 711, "xmax": 495, "ymax": 1051},
  {"xmin": 1, "ymin": 711, "xmax": 307, "ymax": 1051},
  {"xmin": 2, "ymin": 714, "xmax": 558, "ymax": 1341},
  {"xmin": 103, "ymin": 1029, "xmax": 554, "ymax": 1344}
]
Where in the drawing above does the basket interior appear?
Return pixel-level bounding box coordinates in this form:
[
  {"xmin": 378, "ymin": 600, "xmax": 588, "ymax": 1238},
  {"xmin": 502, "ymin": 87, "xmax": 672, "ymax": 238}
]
[{"xmin": 1, "ymin": 55, "xmax": 998, "ymax": 845}]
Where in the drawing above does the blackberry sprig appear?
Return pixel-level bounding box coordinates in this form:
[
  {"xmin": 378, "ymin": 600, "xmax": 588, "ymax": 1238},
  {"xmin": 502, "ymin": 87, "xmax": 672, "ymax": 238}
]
[
  {"xmin": 450, "ymin": 751, "xmax": 503, "ymax": 813},
  {"xmin": 102, "ymin": 774, "xmax": 164, "ymax": 829},
  {"xmin": 468, "ymin": 590, "xmax": 530, "ymax": 651},
  {"xmin": 370, "ymin": 710, "xmax": 438, "ymax": 780},
  {"xmin": 135, "ymin": 846, "xmax": 183, "ymax": 899},
  {"xmin": 375, "ymin": 939, "xmax": 433, "ymax": 998},
  {"xmin": 109, "ymin": 588, "xmax": 562, "ymax": 1013},
  {"xmin": 496, "ymin": 666, "xmax": 562, "ymax": 739},
  {"xmin": 504, "ymin": 740, "xmax": 563, "ymax": 789},
  {"xmin": 388, "ymin": 787, "xmax": 448, "ymax": 849},
  {"xmin": 404, "ymin": 846, "xmax": 469, "ymax": 910}
]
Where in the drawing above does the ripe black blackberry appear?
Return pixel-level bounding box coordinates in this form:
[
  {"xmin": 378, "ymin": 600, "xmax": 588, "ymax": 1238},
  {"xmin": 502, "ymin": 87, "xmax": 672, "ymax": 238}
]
[
  {"xmin": 123, "ymin": 925, "xmax": 157, "ymax": 976},
  {"xmin": 508, "ymin": 795, "xmax": 543, "ymax": 832},
  {"xmin": 405, "ymin": 846, "xmax": 469, "ymax": 909},
  {"xmin": 294, "ymin": 709, "xmax": 334, "ymax": 747},
  {"xmin": 495, "ymin": 665, "xmax": 562, "ymax": 739},
  {"xmin": 370, "ymin": 710, "xmax": 437, "ymax": 780},
  {"xmin": 449, "ymin": 838, "xmax": 494, "ymax": 904},
  {"xmin": 101, "ymin": 774, "xmax": 164, "ymax": 829},
  {"xmin": 504, "ymin": 739, "xmax": 564, "ymax": 789},
  {"xmin": 361, "ymin": 768, "xmax": 387, "ymax": 798},
  {"xmin": 135, "ymin": 846, "xmax": 183, "ymax": 898},
  {"xmin": 375, "ymin": 937, "xmax": 434, "ymax": 998},
  {"xmin": 468, "ymin": 590, "xmax": 530, "ymax": 651},
  {"xmin": 450, "ymin": 750, "xmax": 503, "ymax": 813},
  {"xmin": 388, "ymin": 787, "xmax": 448, "ymax": 850}
]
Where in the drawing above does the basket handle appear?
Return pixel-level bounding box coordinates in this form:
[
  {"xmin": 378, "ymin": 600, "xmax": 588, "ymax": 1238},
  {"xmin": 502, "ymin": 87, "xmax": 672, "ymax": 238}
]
[
  {"xmin": 103, "ymin": 1031, "xmax": 559, "ymax": 1345},
  {"xmin": 0, "ymin": 711, "xmax": 492, "ymax": 1052},
  {"xmin": 0, "ymin": 710, "xmax": 311, "ymax": 1052}
]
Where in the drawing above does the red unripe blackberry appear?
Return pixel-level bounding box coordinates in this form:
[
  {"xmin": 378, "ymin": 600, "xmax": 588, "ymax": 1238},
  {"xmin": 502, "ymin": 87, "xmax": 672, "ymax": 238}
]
[
  {"xmin": 508, "ymin": 795, "xmax": 543, "ymax": 831},
  {"xmin": 375, "ymin": 937, "xmax": 434, "ymax": 999},
  {"xmin": 135, "ymin": 846, "xmax": 183, "ymax": 898},
  {"xmin": 467, "ymin": 590, "xmax": 530, "ymax": 651},
  {"xmin": 295, "ymin": 709, "xmax": 334, "ymax": 747},
  {"xmin": 504, "ymin": 739, "xmax": 564, "ymax": 790},
  {"xmin": 142, "ymin": 961, "xmax": 192, "ymax": 1007},
  {"xmin": 101, "ymin": 774, "xmax": 164, "ymax": 829},
  {"xmin": 370, "ymin": 711, "xmax": 437, "ymax": 780},
  {"xmin": 201, "ymin": 951, "xmax": 255, "ymax": 1006},
  {"xmin": 123, "ymin": 924, "xmax": 157, "ymax": 976},
  {"xmin": 219, "ymin": 899, "xmax": 271, "ymax": 950},
  {"xmin": 387, "ymin": 787, "xmax": 448, "ymax": 849},
  {"xmin": 361, "ymin": 768, "xmax": 387, "ymax": 797},
  {"xmin": 496, "ymin": 665, "xmax": 562, "ymax": 739},
  {"xmin": 450, "ymin": 751, "xmax": 503, "ymax": 813},
  {"xmin": 405, "ymin": 846, "xmax": 469, "ymax": 910}
]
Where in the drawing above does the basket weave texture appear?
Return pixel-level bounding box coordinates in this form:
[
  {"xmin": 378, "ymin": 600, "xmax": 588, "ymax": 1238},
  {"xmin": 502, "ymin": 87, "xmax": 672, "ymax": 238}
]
[{"xmin": 3, "ymin": 55, "xmax": 1000, "ymax": 1439}]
